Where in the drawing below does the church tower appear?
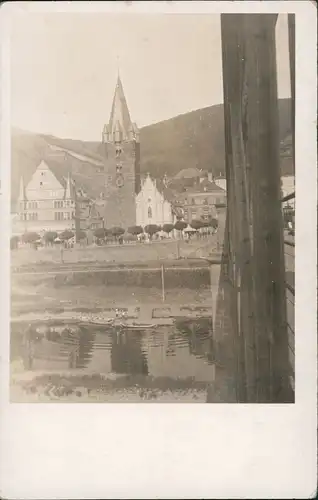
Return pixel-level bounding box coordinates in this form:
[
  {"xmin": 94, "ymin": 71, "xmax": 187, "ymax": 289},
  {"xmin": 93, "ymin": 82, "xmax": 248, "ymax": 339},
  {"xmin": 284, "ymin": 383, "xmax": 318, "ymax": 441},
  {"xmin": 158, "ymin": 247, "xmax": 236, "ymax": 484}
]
[{"xmin": 102, "ymin": 76, "xmax": 141, "ymax": 229}]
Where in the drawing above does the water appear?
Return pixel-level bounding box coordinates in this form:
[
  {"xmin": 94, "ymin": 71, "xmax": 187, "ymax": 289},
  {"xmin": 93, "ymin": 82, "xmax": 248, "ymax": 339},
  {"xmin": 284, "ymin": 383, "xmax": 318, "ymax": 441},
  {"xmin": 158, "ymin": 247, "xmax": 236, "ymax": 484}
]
[{"xmin": 11, "ymin": 318, "xmax": 215, "ymax": 385}]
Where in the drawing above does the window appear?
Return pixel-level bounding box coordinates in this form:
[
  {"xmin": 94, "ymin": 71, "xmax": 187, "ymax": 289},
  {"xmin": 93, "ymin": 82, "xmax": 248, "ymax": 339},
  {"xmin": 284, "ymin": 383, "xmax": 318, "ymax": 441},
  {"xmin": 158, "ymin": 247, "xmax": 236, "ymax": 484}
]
[
  {"xmin": 54, "ymin": 200, "xmax": 64, "ymax": 209},
  {"xmin": 54, "ymin": 212, "xmax": 64, "ymax": 221},
  {"xmin": 148, "ymin": 206, "xmax": 152, "ymax": 218},
  {"xmin": 28, "ymin": 201, "xmax": 38, "ymax": 209},
  {"xmin": 28, "ymin": 212, "xmax": 38, "ymax": 221}
]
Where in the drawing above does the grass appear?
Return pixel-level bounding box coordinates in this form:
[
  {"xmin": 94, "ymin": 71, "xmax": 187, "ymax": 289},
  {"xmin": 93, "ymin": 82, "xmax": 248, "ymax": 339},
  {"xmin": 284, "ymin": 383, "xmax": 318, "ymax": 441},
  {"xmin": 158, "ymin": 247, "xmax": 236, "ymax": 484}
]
[
  {"xmin": 20, "ymin": 372, "xmax": 209, "ymax": 392},
  {"xmin": 11, "ymin": 372, "xmax": 210, "ymax": 402}
]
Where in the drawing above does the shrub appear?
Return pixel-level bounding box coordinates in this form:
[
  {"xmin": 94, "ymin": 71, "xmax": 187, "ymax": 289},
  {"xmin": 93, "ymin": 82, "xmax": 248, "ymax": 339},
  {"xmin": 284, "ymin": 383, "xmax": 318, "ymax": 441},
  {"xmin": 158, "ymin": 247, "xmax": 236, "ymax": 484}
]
[
  {"xmin": 144, "ymin": 224, "xmax": 160, "ymax": 239},
  {"xmin": 77, "ymin": 230, "xmax": 87, "ymax": 241},
  {"xmin": 22, "ymin": 232, "xmax": 41, "ymax": 244},
  {"xmin": 174, "ymin": 221, "xmax": 187, "ymax": 232},
  {"xmin": 125, "ymin": 233, "xmax": 137, "ymax": 242},
  {"xmin": 190, "ymin": 219, "xmax": 204, "ymax": 230},
  {"xmin": 110, "ymin": 227, "xmax": 125, "ymax": 238},
  {"xmin": 162, "ymin": 223, "xmax": 174, "ymax": 235},
  {"xmin": 128, "ymin": 225, "xmax": 143, "ymax": 236},
  {"xmin": 208, "ymin": 218, "xmax": 218, "ymax": 229},
  {"xmin": 59, "ymin": 230, "xmax": 74, "ymax": 241},
  {"xmin": 43, "ymin": 231, "xmax": 58, "ymax": 245},
  {"xmin": 94, "ymin": 228, "xmax": 107, "ymax": 239}
]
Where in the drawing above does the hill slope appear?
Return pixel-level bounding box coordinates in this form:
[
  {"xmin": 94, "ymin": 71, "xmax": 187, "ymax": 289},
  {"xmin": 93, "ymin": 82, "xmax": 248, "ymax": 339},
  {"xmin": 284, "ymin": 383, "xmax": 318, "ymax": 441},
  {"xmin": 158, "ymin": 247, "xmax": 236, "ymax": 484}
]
[{"xmin": 11, "ymin": 98, "xmax": 293, "ymax": 206}]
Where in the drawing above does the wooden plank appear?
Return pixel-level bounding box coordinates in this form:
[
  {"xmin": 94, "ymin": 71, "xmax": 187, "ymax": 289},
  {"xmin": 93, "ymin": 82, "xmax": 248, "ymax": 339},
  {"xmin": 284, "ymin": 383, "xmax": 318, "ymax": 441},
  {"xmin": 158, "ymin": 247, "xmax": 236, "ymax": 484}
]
[
  {"xmin": 244, "ymin": 14, "xmax": 293, "ymax": 402},
  {"xmin": 288, "ymin": 14, "xmax": 295, "ymax": 173},
  {"xmin": 220, "ymin": 14, "xmax": 259, "ymax": 403}
]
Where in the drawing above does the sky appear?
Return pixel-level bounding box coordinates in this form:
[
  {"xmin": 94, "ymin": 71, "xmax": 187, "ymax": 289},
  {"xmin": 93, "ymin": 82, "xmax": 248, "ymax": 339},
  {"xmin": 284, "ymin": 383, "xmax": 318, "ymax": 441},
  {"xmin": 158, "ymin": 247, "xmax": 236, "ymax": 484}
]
[{"xmin": 10, "ymin": 12, "xmax": 291, "ymax": 141}]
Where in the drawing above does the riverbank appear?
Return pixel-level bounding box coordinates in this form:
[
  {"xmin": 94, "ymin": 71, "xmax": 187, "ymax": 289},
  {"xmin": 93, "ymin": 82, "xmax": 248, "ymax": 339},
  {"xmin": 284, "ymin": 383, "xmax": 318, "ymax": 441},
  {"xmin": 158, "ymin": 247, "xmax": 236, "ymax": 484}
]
[
  {"xmin": 10, "ymin": 360, "xmax": 211, "ymax": 403},
  {"xmin": 11, "ymin": 234, "xmax": 224, "ymax": 267}
]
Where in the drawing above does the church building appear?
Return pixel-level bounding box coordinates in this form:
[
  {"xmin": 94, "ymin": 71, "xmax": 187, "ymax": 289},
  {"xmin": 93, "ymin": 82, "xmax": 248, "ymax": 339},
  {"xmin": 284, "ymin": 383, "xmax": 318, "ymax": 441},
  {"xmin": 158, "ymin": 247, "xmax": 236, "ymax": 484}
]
[{"xmin": 136, "ymin": 174, "xmax": 175, "ymax": 228}]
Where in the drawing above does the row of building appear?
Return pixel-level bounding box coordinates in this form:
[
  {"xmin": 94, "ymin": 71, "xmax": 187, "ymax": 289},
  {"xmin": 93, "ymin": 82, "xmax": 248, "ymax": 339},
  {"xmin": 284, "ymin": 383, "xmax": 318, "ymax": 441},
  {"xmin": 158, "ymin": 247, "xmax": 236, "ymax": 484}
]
[{"xmin": 12, "ymin": 76, "xmax": 227, "ymax": 238}]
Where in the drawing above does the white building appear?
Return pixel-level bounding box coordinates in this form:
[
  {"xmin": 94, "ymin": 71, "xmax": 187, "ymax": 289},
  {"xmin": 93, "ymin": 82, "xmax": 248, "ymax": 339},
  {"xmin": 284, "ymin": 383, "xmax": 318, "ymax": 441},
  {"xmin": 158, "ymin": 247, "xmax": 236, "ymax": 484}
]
[{"xmin": 136, "ymin": 174, "xmax": 175, "ymax": 228}]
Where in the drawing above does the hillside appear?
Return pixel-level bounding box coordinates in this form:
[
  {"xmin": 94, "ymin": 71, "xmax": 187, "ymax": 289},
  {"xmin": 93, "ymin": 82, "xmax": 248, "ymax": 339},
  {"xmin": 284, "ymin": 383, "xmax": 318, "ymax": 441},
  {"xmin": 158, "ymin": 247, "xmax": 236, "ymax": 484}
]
[{"xmin": 11, "ymin": 98, "xmax": 293, "ymax": 206}]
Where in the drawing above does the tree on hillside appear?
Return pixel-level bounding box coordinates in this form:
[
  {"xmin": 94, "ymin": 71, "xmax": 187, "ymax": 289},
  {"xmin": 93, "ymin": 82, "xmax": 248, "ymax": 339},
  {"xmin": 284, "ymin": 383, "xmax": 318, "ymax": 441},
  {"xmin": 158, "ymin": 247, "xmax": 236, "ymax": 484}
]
[
  {"xmin": 162, "ymin": 223, "xmax": 174, "ymax": 236},
  {"xmin": 11, "ymin": 99, "xmax": 292, "ymax": 206},
  {"xmin": 59, "ymin": 230, "xmax": 74, "ymax": 241},
  {"xmin": 22, "ymin": 232, "xmax": 41, "ymax": 244},
  {"xmin": 43, "ymin": 231, "xmax": 58, "ymax": 246},
  {"xmin": 144, "ymin": 224, "xmax": 160, "ymax": 240},
  {"xmin": 127, "ymin": 225, "xmax": 143, "ymax": 236}
]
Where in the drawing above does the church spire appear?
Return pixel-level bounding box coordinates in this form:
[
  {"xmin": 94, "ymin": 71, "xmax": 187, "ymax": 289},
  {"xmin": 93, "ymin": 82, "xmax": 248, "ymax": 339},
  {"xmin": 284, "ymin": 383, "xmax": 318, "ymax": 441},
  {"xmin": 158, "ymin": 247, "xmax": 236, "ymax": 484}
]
[{"xmin": 108, "ymin": 75, "xmax": 133, "ymax": 141}]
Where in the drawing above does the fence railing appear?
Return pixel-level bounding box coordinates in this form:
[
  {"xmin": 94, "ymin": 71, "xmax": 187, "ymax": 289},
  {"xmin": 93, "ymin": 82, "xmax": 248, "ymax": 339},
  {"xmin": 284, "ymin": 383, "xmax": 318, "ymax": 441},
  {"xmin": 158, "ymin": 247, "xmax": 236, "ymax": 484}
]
[{"xmin": 282, "ymin": 191, "xmax": 295, "ymax": 390}]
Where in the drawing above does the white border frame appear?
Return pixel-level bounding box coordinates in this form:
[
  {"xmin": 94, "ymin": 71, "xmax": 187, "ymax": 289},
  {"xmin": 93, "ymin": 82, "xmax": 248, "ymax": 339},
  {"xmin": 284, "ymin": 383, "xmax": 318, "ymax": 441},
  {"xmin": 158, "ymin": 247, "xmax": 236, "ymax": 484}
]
[{"xmin": 0, "ymin": 2, "xmax": 317, "ymax": 498}]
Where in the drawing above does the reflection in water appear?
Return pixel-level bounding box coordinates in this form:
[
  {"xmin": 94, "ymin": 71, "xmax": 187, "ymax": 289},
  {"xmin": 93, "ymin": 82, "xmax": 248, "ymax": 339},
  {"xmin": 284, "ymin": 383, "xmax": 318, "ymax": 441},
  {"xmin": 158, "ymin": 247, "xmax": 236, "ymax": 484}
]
[
  {"xmin": 111, "ymin": 331, "xmax": 149, "ymax": 375},
  {"xmin": 11, "ymin": 318, "xmax": 215, "ymax": 383}
]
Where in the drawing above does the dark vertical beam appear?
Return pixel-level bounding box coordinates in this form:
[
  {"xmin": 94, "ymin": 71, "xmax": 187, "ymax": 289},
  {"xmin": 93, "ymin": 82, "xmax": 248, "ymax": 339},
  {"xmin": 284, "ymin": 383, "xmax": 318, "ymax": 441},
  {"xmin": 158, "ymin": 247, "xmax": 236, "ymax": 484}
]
[
  {"xmin": 288, "ymin": 14, "xmax": 295, "ymax": 173},
  {"xmin": 244, "ymin": 14, "xmax": 293, "ymax": 402},
  {"xmin": 218, "ymin": 14, "xmax": 293, "ymax": 403},
  {"xmin": 220, "ymin": 14, "xmax": 247, "ymax": 403}
]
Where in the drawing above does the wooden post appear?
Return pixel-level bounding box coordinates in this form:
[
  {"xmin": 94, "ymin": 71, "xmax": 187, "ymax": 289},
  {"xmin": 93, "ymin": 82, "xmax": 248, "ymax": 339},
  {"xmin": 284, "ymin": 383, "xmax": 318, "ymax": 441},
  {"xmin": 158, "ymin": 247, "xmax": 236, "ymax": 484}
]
[
  {"xmin": 218, "ymin": 14, "xmax": 293, "ymax": 403},
  {"xmin": 288, "ymin": 14, "xmax": 295, "ymax": 173},
  {"xmin": 161, "ymin": 264, "xmax": 165, "ymax": 303},
  {"xmin": 243, "ymin": 15, "xmax": 293, "ymax": 402},
  {"xmin": 219, "ymin": 14, "xmax": 253, "ymax": 403}
]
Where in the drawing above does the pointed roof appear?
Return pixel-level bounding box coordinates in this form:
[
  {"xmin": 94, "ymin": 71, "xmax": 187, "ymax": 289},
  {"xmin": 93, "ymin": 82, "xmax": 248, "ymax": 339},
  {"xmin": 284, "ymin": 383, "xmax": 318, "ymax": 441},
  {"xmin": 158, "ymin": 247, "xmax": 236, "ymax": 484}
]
[{"xmin": 108, "ymin": 76, "xmax": 132, "ymax": 140}]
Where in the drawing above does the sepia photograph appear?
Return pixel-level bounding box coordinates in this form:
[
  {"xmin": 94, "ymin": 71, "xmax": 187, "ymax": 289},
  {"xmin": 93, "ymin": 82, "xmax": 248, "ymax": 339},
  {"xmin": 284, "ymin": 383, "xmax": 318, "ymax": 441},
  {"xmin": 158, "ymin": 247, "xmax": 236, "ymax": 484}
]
[{"xmin": 9, "ymin": 8, "xmax": 296, "ymax": 404}]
